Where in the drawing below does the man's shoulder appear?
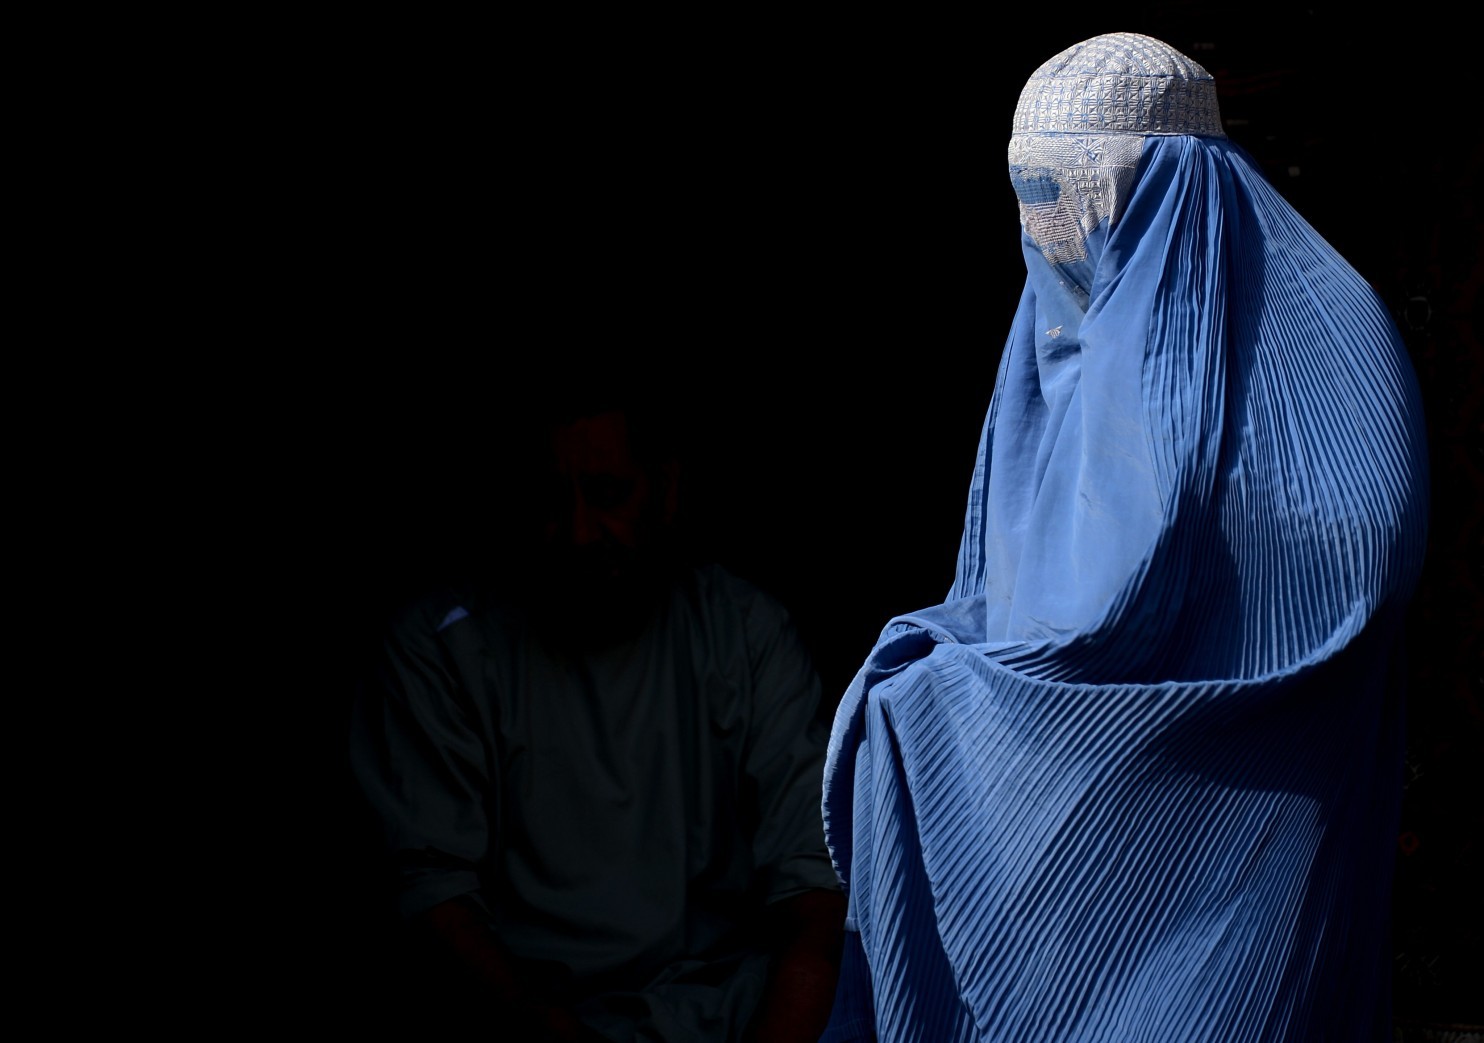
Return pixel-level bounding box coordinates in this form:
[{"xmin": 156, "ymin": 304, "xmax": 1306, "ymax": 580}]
[
  {"xmin": 687, "ymin": 561, "xmax": 782, "ymax": 611},
  {"xmin": 681, "ymin": 561, "xmax": 801, "ymax": 641},
  {"xmin": 381, "ymin": 577, "xmax": 521, "ymax": 645}
]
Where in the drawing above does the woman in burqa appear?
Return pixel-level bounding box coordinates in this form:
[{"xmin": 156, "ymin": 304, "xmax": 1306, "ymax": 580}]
[{"xmin": 819, "ymin": 33, "xmax": 1429, "ymax": 1043}]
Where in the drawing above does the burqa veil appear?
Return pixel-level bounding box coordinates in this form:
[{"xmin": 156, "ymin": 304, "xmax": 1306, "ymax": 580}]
[{"xmin": 820, "ymin": 32, "xmax": 1430, "ymax": 1043}]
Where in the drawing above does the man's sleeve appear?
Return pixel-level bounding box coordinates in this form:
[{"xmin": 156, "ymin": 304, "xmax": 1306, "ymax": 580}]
[
  {"xmin": 349, "ymin": 601, "xmax": 495, "ymax": 920},
  {"xmin": 741, "ymin": 591, "xmax": 844, "ymax": 903}
]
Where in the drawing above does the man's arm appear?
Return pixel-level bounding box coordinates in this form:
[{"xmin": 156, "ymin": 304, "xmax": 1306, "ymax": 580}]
[
  {"xmin": 745, "ymin": 888, "xmax": 848, "ymax": 1043},
  {"xmin": 732, "ymin": 581, "xmax": 851, "ymax": 1041},
  {"xmin": 413, "ymin": 896, "xmax": 609, "ymax": 1043},
  {"xmin": 351, "ymin": 603, "xmax": 604, "ymax": 1042}
]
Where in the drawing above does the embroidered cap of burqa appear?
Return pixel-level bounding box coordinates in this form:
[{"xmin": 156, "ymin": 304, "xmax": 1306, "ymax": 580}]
[{"xmin": 820, "ymin": 32, "xmax": 1430, "ymax": 1043}]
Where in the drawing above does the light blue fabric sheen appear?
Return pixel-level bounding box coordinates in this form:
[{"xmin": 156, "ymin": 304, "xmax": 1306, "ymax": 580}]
[{"xmin": 822, "ymin": 136, "xmax": 1429, "ymax": 1042}]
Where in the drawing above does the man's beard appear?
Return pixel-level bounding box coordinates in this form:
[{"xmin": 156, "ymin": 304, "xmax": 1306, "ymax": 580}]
[{"xmin": 531, "ymin": 541, "xmax": 679, "ymax": 650}]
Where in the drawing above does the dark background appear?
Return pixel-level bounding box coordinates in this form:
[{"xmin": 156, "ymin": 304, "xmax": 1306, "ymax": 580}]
[{"xmin": 278, "ymin": 5, "xmax": 1480, "ymax": 1033}]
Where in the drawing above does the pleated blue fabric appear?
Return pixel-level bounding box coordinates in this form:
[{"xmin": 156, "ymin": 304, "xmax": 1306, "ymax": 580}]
[{"xmin": 820, "ymin": 40, "xmax": 1431, "ymax": 1043}]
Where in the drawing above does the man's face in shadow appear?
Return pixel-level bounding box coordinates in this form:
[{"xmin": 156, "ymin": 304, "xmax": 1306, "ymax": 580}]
[{"xmin": 536, "ymin": 408, "xmax": 679, "ymax": 639}]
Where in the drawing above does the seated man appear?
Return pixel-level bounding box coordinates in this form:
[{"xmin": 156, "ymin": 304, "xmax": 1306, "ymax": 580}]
[{"xmin": 349, "ymin": 387, "xmax": 845, "ymax": 1042}]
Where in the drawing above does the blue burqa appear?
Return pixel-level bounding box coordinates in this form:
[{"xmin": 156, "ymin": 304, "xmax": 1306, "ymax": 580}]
[{"xmin": 821, "ymin": 33, "xmax": 1430, "ymax": 1043}]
